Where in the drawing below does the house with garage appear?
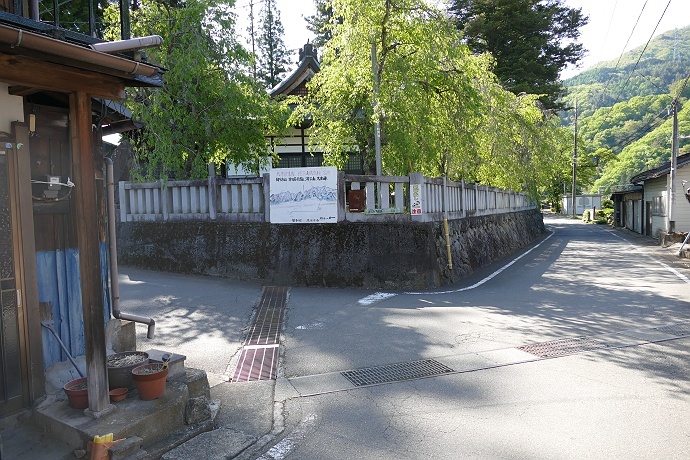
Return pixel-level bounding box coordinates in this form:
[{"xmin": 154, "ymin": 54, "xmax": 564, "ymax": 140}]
[
  {"xmin": 610, "ymin": 152, "xmax": 690, "ymax": 238},
  {"xmin": 630, "ymin": 152, "xmax": 690, "ymax": 238}
]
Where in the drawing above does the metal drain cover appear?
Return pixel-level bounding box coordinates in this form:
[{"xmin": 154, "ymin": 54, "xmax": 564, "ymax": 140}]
[
  {"xmin": 653, "ymin": 323, "xmax": 690, "ymax": 337},
  {"xmin": 518, "ymin": 337, "xmax": 608, "ymax": 358},
  {"xmin": 341, "ymin": 359, "xmax": 454, "ymax": 387}
]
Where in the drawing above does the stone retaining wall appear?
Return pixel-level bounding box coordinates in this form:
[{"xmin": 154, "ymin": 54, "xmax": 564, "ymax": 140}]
[{"xmin": 117, "ymin": 209, "xmax": 545, "ymax": 290}]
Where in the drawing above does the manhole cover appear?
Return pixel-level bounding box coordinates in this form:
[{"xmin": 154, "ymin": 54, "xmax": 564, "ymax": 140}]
[
  {"xmin": 518, "ymin": 337, "xmax": 608, "ymax": 358},
  {"xmin": 341, "ymin": 359, "xmax": 454, "ymax": 387},
  {"xmin": 654, "ymin": 323, "xmax": 690, "ymax": 337}
]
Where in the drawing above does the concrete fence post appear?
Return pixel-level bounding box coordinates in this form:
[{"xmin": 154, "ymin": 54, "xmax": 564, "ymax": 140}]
[
  {"xmin": 208, "ymin": 163, "xmax": 217, "ymax": 220},
  {"xmin": 161, "ymin": 180, "xmax": 169, "ymax": 221},
  {"xmin": 337, "ymin": 171, "xmax": 346, "ymax": 222},
  {"xmin": 263, "ymin": 172, "xmax": 271, "ymax": 222},
  {"xmin": 410, "ymin": 172, "xmax": 427, "ymax": 222},
  {"xmin": 119, "ymin": 181, "xmax": 128, "ymax": 222}
]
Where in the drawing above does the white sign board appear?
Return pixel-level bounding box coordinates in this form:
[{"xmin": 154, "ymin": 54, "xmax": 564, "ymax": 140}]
[{"xmin": 269, "ymin": 166, "xmax": 338, "ymax": 223}]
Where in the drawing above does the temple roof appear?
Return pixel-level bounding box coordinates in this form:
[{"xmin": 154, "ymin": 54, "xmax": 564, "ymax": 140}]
[{"xmin": 269, "ymin": 42, "xmax": 320, "ymax": 97}]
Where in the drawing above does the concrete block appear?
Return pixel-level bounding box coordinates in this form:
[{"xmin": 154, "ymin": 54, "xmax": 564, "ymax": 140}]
[
  {"xmin": 143, "ymin": 349, "xmax": 186, "ymax": 379},
  {"xmin": 185, "ymin": 397, "xmax": 212, "ymax": 425},
  {"xmin": 109, "ymin": 435, "xmax": 143, "ymax": 460},
  {"xmin": 182, "ymin": 368, "xmax": 211, "ymax": 399}
]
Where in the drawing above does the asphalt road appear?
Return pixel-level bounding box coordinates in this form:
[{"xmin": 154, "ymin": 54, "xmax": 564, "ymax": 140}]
[{"xmin": 244, "ymin": 215, "xmax": 690, "ymax": 459}]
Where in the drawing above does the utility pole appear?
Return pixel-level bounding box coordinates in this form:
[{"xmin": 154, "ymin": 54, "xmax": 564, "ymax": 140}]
[
  {"xmin": 669, "ymin": 102, "xmax": 679, "ymax": 232},
  {"xmin": 571, "ymin": 99, "xmax": 578, "ymax": 217}
]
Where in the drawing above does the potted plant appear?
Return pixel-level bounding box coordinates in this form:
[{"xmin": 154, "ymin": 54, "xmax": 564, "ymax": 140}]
[
  {"xmin": 131, "ymin": 354, "xmax": 170, "ymax": 400},
  {"xmin": 107, "ymin": 351, "xmax": 149, "ymax": 390},
  {"xmin": 63, "ymin": 377, "xmax": 88, "ymax": 409}
]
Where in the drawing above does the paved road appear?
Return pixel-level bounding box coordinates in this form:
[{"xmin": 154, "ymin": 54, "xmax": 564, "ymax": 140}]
[{"xmin": 241, "ymin": 215, "xmax": 690, "ymax": 459}]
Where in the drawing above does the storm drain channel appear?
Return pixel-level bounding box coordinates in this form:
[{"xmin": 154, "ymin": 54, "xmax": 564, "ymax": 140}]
[
  {"xmin": 232, "ymin": 286, "xmax": 288, "ymax": 382},
  {"xmin": 517, "ymin": 337, "xmax": 609, "ymax": 358},
  {"xmin": 341, "ymin": 359, "xmax": 454, "ymax": 387},
  {"xmin": 286, "ymin": 321, "xmax": 690, "ymax": 396}
]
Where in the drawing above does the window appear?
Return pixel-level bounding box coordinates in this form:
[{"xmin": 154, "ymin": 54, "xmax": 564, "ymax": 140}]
[{"xmin": 652, "ymin": 196, "xmax": 665, "ymax": 216}]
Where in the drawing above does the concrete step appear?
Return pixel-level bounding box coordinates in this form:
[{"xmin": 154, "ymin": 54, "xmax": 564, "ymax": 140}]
[{"xmin": 31, "ymin": 367, "xmax": 216, "ymax": 459}]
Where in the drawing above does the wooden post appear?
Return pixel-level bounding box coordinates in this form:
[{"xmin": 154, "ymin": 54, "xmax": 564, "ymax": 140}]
[{"xmin": 69, "ymin": 92, "xmax": 111, "ymax": 416}]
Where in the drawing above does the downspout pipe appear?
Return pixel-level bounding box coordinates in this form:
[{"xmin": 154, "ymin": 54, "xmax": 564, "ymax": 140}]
[{"xmin": 106, "ymin": 157, "xmax": 155, "ymax": 339}]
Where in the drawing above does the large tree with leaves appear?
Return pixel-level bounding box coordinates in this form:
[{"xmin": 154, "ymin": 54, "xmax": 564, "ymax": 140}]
[
  {"xmin": 305, "ymin": 0, "xmax": 334, "ymax": 48},
  {"xmin": 290, "ymin": 0, "xmax": 571, "ymax": 197},
  {"xmin": 449, "ymin": 0, "xmax": 587, "ymax": 111},
  {"xmin": 104, "ymin": 0, "xmax": 287, "ymax": 180},
  {"xmin": 256, "ymin": 0, "xmax": 291, "ymax": 89}
]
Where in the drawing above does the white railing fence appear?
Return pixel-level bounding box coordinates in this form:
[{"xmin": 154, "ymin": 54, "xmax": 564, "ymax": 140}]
[{"xmin": 120, "ymin": 171, "xmax": 535, "ymax": 223}]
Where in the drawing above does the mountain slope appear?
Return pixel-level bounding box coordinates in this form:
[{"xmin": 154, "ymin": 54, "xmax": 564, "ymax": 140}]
[{"xmin": 558, "ymin": 25, "xmax": 690, "ymax": 192}]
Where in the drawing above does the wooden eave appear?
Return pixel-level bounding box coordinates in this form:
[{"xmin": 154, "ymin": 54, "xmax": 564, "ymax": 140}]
[
  {"xmin": 269, "ymin": 56, "xmax": 320, "ymax": 97},
  {"xmin": 0, "ymin": 22, "xmax": 163, "ymax": 99}
]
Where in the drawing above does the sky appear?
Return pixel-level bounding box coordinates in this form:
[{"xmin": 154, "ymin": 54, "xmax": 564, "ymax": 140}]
[{"xmin": 233, "ymin": 0, "xmax": 690, "ymax": 79}]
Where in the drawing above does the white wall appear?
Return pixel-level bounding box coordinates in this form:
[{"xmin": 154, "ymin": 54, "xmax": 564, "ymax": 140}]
[
  {"xmin": 675, "ymin": 167, "xmax": 690, "ymax": 232},
  {"xmin": 0, "ymin": 83, "xmax": 24, "ymax": 134}
]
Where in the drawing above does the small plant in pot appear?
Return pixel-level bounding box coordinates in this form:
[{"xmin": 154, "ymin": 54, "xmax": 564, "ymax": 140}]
[
  {"xmin": 131, "ymin": 354, "xmax": 170, "ymax": 400},
  {"xmin": 107, "ymin": 351, "xmax": 149, "ymax": 390},
  {"xmin": 63, "ymin": 377, "xmax": 89, "ymax": 409}
]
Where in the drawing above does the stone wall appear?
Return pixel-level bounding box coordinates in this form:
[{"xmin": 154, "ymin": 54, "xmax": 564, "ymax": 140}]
[{"xmin": 117, "ymin": 209, "xmax": 545, "ymax": 290}]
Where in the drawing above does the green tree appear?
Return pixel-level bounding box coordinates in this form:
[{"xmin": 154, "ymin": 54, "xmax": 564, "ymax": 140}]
[
  {"xmin": 256, "ymin": 0, "xmax": 291, "ymax": 89},
  {"xmin": 105, "ymin": 0, "xmax": 287, "ymax": 179},
  {"xmin": 290, "ymin": 0, "xmax": 571, "ymax": 197},
  {"xmin": 449, "ymin": 0, "xmax": 588, "ymax": 111},
  {"xmin": 305, "ymin": 0, "xmax": 335, "ymax": 48},
  {"xmin": 39, "ymin": 0, "xmax": 109, "ymax": 36}
]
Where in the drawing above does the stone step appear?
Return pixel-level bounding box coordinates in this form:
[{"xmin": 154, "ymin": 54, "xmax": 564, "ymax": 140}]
[{"xmin": 31, "ymin": 366, "xmax": 216, "ymax": 459}]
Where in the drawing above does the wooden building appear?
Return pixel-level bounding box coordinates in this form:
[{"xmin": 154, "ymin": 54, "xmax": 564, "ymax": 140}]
[
  {"xmin": 629, "ymin": 152, "xmax": 690, "ymax": 238},
  {"xmin": 266, "ymin": 43, "xmax": 363, "ymax": 175},
  {"xmin": 0, "ymin": 1, "xmax": 162, "ymax": 416}
]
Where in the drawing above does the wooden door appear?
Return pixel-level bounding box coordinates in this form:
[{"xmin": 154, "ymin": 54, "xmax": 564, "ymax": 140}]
[{"xmin": 0, "ymin": 135, "xmax": 30, "ymax": 416}]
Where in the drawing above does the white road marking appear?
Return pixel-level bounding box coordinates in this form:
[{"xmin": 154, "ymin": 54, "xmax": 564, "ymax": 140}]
[
  {"xmin": 608, "ymin": 231, "xmax": 690, "ymax": 284},
  {"xmin": 404, "ymin": 230, "xmax": 556, "ymax": 295},
  {"xmin": 257, "ymin": 413, "xmax": 318, "ymax": 459},
  {"xmin": 358, "ymin": 292, "xmax": 397, "ymax": 305}
]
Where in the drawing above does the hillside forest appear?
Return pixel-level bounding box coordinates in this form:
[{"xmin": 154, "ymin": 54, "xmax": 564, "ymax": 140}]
[{"xmin": 560, "ymin": 25, "xmax": 690, "ymax": 195}]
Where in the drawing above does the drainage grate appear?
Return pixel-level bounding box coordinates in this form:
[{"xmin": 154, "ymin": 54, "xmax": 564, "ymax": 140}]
[
  {"xmin": 653, "ymin": 323, "xmax": 690, "ymax": 338},
  {"xmin": 232, "ymin": 286, "xmax": 288, "ymax": 382},
  {"xmin": 341, "ymin": 359, "xmax": 454, "ymax": 387},
  {"xmin": 518, "ymin": 337, "xmax": 608, "ymax": 358}
]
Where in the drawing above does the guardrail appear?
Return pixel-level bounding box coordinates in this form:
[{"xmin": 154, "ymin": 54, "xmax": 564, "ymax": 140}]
[{"xmin": 120, "ymin": 171, "xmax": 535, "ymax": 223}]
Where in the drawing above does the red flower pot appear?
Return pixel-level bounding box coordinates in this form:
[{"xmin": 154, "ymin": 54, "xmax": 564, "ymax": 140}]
[
  {"xmin": 63, "ymin": 377, "xmax": 88, "ymax": 409},
  {"xmin": 131, "ymin": 363, "xmax": 168, "ymax": 400}
]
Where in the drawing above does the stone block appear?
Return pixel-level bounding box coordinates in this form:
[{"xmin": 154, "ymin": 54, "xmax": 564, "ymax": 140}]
[
  {"xmin": 182, "ymin": 368, "xmax": 211, "ymax": 399},
  {"xmin": 185, "ymin": 397, "xmax": 212, "ymax": 425}
]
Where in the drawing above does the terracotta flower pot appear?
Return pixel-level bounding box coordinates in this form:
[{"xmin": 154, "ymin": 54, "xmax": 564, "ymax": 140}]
[
  {"xmin": 107, "ymin": 351, "xmax": 149, "ymax": 390},
  {"xmin": 64, "ymin": 377, "xmax": 88, "ymax": 409},
  {"xmin": 109, "ymin": 387, "xmax": 129, "ymax": 402},
  {"xmin": 131, "ymin": 363, "xmax": 168, "ymax": 400}
]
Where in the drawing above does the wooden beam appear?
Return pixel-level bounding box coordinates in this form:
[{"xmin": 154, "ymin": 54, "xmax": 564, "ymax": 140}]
[
  {"xmin": 0, "ymin": 54, "xmax": 125, "ymax": 100},
  {"xmin": 69, "ymin": 92, "xmax": 111, "ymax": 415},
  {"xmin": 8, "ymin": 85, "xmax": 40, "ymax": 96}
]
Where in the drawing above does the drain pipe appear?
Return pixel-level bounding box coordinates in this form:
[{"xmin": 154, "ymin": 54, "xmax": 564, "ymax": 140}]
[{"xmin": 106, "ymin": 157, "xmax": 156, "ymax": 338}]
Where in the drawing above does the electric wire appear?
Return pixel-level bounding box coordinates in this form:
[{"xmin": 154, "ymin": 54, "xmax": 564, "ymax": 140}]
[{"xmin": 587, "ymin": 0, "xmax": 677, "ymax": 152}]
